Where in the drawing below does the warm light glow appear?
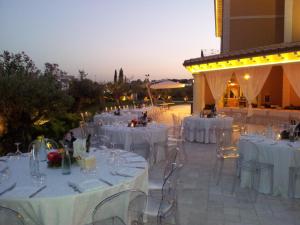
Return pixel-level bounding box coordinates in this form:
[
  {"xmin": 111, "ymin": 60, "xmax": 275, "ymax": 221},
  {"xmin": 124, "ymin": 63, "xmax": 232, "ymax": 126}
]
[
  {"xmin": 215, "ymin": 0, "xmax": 223, "ymax": 37},
  {"xmin": 185, "ymin": 51, "xmax": 300, "ymax": 74},
  {"xmin": 243, "ymin": 74, "xmax": 251, "ymax": 80}
]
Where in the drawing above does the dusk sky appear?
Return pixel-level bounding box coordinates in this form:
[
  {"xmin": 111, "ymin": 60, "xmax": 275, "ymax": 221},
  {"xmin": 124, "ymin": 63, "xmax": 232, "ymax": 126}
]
[{"xmin": 0, "ymin": 0, "xmax": 220, "ymax": 82}]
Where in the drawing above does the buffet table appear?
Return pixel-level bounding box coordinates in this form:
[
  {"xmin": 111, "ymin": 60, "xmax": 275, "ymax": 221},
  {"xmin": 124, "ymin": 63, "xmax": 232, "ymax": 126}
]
[
  {"xmin": 183, "ymin": 116, "xmax": 233, "ymax": 143},
  {"xmin": 100, "ymin": 123, "xmax": 168, "ymax": 162},
  {"xmin": 239, "ymin": 135, "xmax": 300, "ymax": 197},
  {"xmin": 0, "ymin": 149, "xmax": 148, "ymax": 225}
]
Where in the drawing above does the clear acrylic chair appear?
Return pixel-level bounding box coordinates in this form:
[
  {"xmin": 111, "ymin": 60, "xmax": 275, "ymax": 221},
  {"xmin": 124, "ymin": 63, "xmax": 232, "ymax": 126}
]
[
  {"xmin": 0, "ymin": 206, "xmax": 25, "ymax": 225},
  {"xmin": 233, "ymin": 141, "xmax": 274, "ymax": 198},
  {"xmin": 148, "ymin": 147, "xmax": 179, "ymax": 193},
  {"xmin": 130, "ymin": 142, "xmax": 151, "ymax": 161},
  {"xmin": 92, "ymin": 190, "xmax": 147, "ymax": 225},
  {"xmin": 213, "ymin": 128, "xmax": 239, "ymax": 185},
  {"xmin": 144, "ymin": 165, "xmax": 181, "ymax": 225},
  {"xmin": 288, "ymin": 149, "xmax": 300, "ymax": 198},
  {"xmin": 28, "ymin": 138, "xmax": 59, "ymax": 152}
]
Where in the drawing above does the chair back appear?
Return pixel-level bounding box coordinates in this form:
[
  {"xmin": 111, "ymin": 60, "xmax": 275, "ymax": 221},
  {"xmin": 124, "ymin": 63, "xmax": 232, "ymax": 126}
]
[
  {"xmin": 0, "ymin": 206, "xmax": 25, "ymax": 225},
  {"xmin": 28, "ymin": 138, "xmax": 59, "ymax": 153},
  {"xmin": 92, "ymin": 190, "xmax": 147, "ymax": 225},
  {"xmin": 158, "ymin": 165, "xmax": 181, "ymax": 220}
]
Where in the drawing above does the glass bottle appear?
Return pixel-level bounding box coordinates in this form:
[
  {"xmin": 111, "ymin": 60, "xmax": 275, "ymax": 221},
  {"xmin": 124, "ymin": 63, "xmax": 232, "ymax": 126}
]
[
  {"xmin": 62, "ymin": 146, "xmax": 71, "ymax": 175},
  {"xmin": 29, "ymin": 144, "xmax": 40, "ymax": 177},
  {"xmin": 37, "ymin": 136, "xmax": 47, "ymax": 161}
]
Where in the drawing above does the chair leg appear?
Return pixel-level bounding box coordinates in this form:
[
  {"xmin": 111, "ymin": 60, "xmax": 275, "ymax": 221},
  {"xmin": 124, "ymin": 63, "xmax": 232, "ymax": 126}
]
[
  {"xmin": 213, "ymin": 158, "xmax": 219, "ymax": 178},
  {"xmin": 216, "ymin": 159, "xmax": 224, "ymax": 185}
]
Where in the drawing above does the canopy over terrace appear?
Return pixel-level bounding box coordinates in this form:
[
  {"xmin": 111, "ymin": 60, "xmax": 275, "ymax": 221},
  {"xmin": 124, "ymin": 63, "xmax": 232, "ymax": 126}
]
[{"xmin": 183, "ymin": 42, "xmax": 300, "ymax": 115}]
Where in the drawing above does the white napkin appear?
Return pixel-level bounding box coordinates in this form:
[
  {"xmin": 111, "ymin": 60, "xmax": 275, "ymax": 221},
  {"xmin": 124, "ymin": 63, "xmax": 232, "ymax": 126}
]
[
  {"xmin": 73, "ymin": 139, "xmax": 87, "ymax": 158},
  {"xmin": 73, "ymin": 179, "xmax": 106, "ymax": 192}
]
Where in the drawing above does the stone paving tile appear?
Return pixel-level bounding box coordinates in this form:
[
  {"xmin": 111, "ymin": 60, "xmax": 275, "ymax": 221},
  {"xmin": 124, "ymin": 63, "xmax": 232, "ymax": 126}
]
[{"xmin": 145, "ymin": 112, "xmax": 298, "ymax": 225}]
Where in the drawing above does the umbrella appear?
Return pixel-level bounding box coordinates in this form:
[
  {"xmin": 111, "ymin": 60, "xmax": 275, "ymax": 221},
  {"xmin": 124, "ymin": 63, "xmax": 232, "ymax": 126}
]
[{"xmin": 150, "ymin": 80, "xmax": 185, "ymax": 89}]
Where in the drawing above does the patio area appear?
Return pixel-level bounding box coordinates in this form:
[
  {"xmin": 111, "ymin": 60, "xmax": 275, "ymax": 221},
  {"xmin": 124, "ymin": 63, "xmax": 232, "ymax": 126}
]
[{"xmin": 149, "ymin": 104, "xmax": 300, "ymax": 225}]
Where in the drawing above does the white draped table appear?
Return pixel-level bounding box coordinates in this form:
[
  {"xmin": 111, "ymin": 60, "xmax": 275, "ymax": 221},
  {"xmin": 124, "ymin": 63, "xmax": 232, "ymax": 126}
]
[
  {"xmin": 239, "ymin": 135, "xmax": 300, "ymax": 197},
  {"xmin": 183, "ymin": 116, "xmax": 233, "ymax": 143},
  {"xmin": 0, "ymin": 149, "xmax": 148, "ymax": 225},
  {"xmin": 100, "ymin": 123, "xmax": 168, "ymax": 162}
]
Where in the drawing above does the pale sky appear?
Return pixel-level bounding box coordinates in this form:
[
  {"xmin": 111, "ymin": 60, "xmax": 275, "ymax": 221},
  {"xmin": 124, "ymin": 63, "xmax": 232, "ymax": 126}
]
[{"xmin": 0, "ymin": 0, "xmax": 220, "ymax": 82}]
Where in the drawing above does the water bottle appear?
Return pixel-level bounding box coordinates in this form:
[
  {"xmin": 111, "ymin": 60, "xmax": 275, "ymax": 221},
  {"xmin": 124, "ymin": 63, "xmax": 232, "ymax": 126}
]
[
  {"xmin": 29, "ymin": 144, "xmax": 40, "ymax": 177},
  {"xmin": 36, "ymin": 136, "xmax": 47, "ymax": 161},
  {"xmin": 62, "ymin": 146, "xmax": 71, "ymax": 175}
]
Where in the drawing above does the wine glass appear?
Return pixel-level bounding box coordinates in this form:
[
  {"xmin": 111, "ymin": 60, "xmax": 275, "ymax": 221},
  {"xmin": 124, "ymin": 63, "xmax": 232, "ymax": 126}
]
[{"xmin": 14, "ymin": 142, "xmax": 22, "ymax": 159}]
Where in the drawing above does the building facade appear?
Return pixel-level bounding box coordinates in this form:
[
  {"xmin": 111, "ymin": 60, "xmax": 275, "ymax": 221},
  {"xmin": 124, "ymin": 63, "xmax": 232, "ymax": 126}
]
[{"xmin": 184, "ymin": 0, "xmax": 300, "ymax": 114}]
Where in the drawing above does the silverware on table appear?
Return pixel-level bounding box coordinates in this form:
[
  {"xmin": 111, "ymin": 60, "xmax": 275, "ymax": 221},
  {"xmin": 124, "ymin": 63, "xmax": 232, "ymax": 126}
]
[
  {"xmin": 126, "ymin": 160, "xmax": 144, "ymax": 163},
  {"xmin": 0, "ymin": 182, "xmax": 16, "ymax": 196},
  {"xmin": 110, "ymin": 171, "xmax": 133, "ymax": 178},
  {"xmin": 0, "ymin": 159, "xmax": 7, "ymax": 162},
  {"xmin": 68, "ymin": 181, "xmax": 82, "ymax": 193},
  {"xmin": 124, "ymin": 166, "xmax": 145, "ymax": 169},
  {"xmin": 98, "ymin": 178, "xmax": 113, "ymax": 186},
  {"xmin": 29, "ymin": 185, "xmax": 47, "ymax": 198}
]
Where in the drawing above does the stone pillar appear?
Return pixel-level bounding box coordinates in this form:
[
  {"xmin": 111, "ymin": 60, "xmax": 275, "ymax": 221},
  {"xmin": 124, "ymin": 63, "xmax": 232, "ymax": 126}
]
[{"xmin": 193, "ymin": 73, "xmax": 206, "ymax": 115}]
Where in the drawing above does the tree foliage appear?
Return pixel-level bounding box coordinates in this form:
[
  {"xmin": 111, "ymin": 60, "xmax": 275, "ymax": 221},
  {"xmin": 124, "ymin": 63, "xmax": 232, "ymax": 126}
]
[{"xmin": 0, "ymin": 51, "xmax": 74, "ymax": 154}]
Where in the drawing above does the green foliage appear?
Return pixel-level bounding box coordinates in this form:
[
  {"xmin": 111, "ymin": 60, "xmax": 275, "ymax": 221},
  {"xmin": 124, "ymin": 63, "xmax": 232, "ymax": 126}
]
[
  {"xmin": 118, "ymin": 68, "xmax": 124, "ymax": 83},
  {"xmin": 68, "ymin": 72, "xmax": 104, "ymax": 112},
  {"xmin": 0, "ymin": 51, "xmax": 74, "ymax": 154}
]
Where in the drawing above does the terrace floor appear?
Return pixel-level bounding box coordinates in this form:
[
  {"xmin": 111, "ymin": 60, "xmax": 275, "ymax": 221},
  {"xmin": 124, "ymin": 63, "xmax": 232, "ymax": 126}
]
[{"xmin": 148, "ymin": 104, "xmax": 300, "ymax": 225}]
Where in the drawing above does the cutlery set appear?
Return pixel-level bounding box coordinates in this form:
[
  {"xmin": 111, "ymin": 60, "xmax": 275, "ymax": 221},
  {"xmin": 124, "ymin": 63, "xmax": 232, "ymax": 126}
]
[{"xmin": 0, "ymin": 183, "xmax": 47, "ymax": 198}]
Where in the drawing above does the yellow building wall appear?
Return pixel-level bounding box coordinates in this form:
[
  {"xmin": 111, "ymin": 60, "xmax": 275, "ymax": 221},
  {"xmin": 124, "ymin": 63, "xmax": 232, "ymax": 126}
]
[
  {"xmin": 292, "ymin": 0, "xmax": 300, "ymax": 41},
  {"xmin": 230, "ymin": 0, "xmax": 284, "ymax": 16},
  {"xmin": 228, "ymin": 0, "xmax": 284, "ymax": 51},
  {"xmin": 230, "ymin": 19, "xmax": 284, "ymax": 51},
  {"xmin": 290, "ymin": 86, "xmax": 300, "ymax": 106},
  {"xmin": 260, "ymin": 66, "xmax": 283, "ymax": 106}
]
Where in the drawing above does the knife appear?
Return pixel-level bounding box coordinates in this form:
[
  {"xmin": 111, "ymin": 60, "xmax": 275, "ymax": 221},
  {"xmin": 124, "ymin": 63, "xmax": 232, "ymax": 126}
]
[
  {"xmin": 0, "ymin": 182, "xmax": 16, "ymax": 196},
  {"xmin": 98, "ymin": 178, "xmax": 113, "ymax": 186},
  {"xmin": 29, "ymin": 185, "xmax": 47, "ymax": 198},
  {"xmin": 111, "ymin": 172, "xmax": 133, "ymax": 178},
  {"xmin": 68, "ymin": 181, "xmax": 82, "ymax": 193}
]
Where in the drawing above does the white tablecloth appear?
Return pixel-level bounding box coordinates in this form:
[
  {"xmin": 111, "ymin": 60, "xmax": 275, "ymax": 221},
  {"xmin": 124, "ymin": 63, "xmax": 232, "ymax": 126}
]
[
  {"xmin": 100, "ymin": 124, "xmax": 168, "ymax": 162},
  {"xmin": 93, "ymin": 112, "xmax": 137, "ymax": 125},
  {"xmin": 239, "ymin": 135, "xmax": 300, "ymax": 197},
  {"xmin": 0, "ymin": 150, "xmax": 148, "ymax": 225},
  {"xmin": 183, "ymin": 116, "xmax": 233, "ymax": 143}
]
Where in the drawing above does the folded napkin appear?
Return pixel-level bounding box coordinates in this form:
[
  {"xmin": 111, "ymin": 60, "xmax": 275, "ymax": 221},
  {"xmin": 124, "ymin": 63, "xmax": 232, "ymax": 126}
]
[
  {"xmin": 73, "ymin": 139, "xmax": 87, "ymax": 158},
  {"xmin": 71, "ymin": 179, "xmax": 105, "ymax": 192}
]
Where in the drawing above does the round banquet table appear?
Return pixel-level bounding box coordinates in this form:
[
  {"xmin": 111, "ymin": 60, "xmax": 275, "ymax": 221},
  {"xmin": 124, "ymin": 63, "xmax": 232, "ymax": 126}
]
[
  {"xmin": 183, "ymin": 116, "xmax": 233, "ymax": 143},
  {"xmin": 0, "ymin": 149, "xmax": 148, "ymax": 225},
  {"xmin": 239, "ymin": 135, "xmax": 300, "ymax": 197},
  {"xmin": 93, "ymin": 112, "xmax": 137, "ymax": 125},
  {"xmin": 100, "ymin": 123, "xmax": 168, "ymax": 162}
]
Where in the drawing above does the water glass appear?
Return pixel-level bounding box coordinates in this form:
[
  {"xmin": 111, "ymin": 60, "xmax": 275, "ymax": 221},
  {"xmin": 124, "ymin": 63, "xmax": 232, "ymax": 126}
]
[{"xmin": 32, "ymin": 173, "xmax": 47, "ymax": 187}]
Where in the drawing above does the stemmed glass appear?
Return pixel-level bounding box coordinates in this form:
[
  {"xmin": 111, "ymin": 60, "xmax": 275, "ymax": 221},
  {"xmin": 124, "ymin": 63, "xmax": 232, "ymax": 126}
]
[{"xmin": 14, "ymin": 142, "xmax": 22, "ymax": 158}]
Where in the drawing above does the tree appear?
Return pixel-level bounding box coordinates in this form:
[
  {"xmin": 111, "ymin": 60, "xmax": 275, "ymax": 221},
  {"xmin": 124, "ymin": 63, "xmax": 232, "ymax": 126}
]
[
  {"xmin": 79, "ymin": 69, "xmax": 88, "ymax": 80},
  {"xmin": 0, "ymin": 51, "xmax": 73, "ymax": 154},
  {"xmin": 118, "ymin": 68, "xmax": 124, "ymax": 83},
  {"xmin": 68, "ymin": 70, "xmax": 104, "ymax": 112},
  {"xmin": 114, "ymin": 70, "xmax": 117, "ymax": 83}
]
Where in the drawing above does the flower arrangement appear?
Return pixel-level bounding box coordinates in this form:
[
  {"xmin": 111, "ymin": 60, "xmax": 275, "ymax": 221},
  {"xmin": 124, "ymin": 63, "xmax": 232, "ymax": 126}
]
[
  {"xmin": 47, "ymin": 148, "xmax": 76, "ymax": 168},
  {"xmin": 47, "ymin": 149, "xmax": 63, "ymax": 167}
]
